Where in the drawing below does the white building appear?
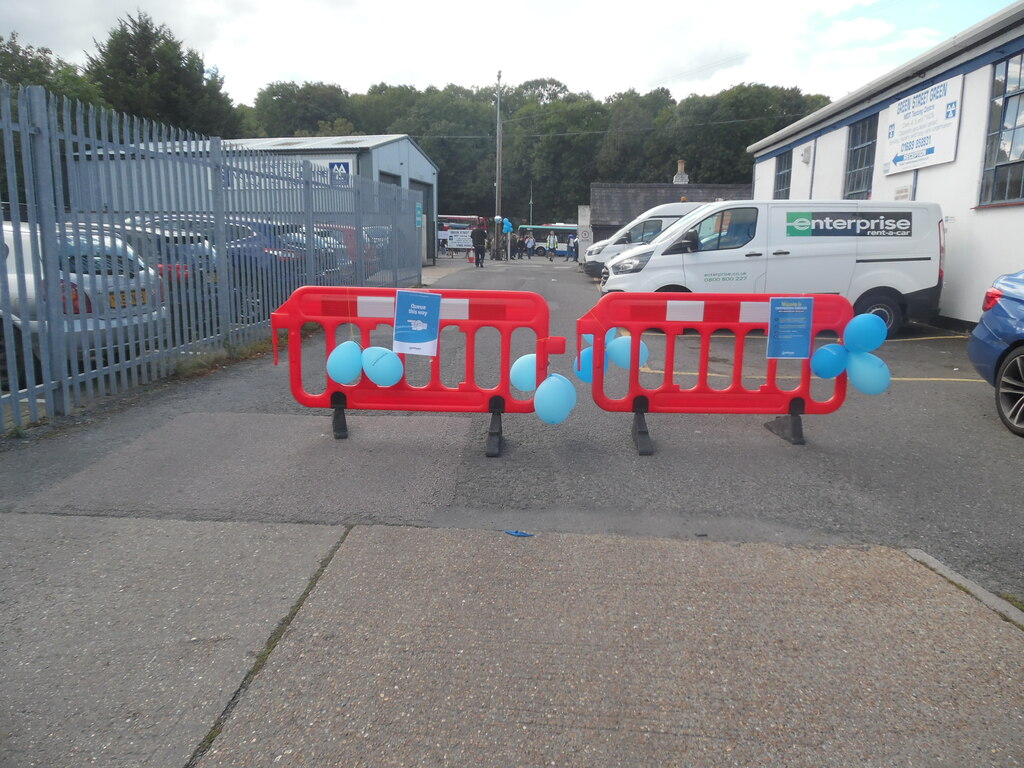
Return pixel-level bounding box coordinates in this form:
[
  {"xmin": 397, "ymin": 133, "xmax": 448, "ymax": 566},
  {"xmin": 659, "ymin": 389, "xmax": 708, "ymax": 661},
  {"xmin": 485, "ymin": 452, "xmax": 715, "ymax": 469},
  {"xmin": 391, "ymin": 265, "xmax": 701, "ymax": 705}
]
[{"xmin": 748, "ymin": 3, "xmax": 1024, "ymax": 324}]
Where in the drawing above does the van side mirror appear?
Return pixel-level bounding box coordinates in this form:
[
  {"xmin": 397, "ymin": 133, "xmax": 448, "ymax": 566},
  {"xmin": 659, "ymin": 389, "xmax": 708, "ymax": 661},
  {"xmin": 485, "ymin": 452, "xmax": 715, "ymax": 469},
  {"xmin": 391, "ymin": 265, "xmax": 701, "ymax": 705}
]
[
  {"xmin": 681, "ymin": 229, "xmax": 699, "ymax": 252},
  {"xmin": 615, "ymin": 235, "xmax": 629, "ymax": 245},
  {"xmin": 665, "ymin": 229, "xmax": 698, "ymax": 255}
]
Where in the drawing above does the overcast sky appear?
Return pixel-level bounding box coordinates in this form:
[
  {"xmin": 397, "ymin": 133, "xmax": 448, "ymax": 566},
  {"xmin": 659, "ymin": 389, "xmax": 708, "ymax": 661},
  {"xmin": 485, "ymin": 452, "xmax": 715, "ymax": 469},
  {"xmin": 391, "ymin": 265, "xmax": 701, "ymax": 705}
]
[{"xmin": 5, "ymin": 0, "xmax": 1019, "ymax": 107}]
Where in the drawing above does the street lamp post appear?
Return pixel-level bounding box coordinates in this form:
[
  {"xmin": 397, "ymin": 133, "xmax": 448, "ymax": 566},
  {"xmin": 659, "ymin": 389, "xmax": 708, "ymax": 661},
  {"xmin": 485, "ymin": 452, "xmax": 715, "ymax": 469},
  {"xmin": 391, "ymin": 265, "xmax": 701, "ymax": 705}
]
[{"xmin": 494, "ymin": 71, "xmax": 502, "ymax": 222}]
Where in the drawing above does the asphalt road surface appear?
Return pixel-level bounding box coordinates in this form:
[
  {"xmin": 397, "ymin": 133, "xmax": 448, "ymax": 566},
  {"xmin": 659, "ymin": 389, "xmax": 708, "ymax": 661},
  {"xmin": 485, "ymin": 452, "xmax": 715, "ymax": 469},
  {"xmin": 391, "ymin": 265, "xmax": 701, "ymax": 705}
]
[{"xmin": 2, "ymin": 258, "xmax": 1021, "ymax": 602}]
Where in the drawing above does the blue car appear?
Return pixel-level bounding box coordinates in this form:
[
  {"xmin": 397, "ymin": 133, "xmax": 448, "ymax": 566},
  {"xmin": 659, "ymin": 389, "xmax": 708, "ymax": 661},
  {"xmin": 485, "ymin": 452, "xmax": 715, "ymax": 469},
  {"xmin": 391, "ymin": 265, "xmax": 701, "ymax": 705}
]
[{"xmin": 967, "ymin": 268, "xmax": 1024, "ymax": 437}]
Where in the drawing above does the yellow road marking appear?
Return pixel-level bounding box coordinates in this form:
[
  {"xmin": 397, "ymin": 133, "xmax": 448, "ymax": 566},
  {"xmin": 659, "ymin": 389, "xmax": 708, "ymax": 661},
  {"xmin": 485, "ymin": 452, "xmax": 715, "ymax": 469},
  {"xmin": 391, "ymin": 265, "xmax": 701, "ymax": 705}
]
[{"xmin": 636, "ymin": 365, "xmax": 983, "ymax": 383}]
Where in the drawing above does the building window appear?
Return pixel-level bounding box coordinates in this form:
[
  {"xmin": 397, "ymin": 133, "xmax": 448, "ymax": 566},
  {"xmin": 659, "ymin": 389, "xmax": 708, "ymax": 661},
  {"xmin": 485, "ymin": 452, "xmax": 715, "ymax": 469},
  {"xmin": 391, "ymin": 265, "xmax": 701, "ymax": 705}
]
[
  {"xmin": 843, "ymin": 114, "xmax": 876, "ymax": 199},
  {"xmin": 981, "ymin": 53, "xmax": 1024, "ymax": 204},
  {"xmin": 844, "ymin": 114, "xmax": 878, "ymax": 200},
  {"xmin": 773, "ymin": 151, "xmax": 792, "ymax": 199}
]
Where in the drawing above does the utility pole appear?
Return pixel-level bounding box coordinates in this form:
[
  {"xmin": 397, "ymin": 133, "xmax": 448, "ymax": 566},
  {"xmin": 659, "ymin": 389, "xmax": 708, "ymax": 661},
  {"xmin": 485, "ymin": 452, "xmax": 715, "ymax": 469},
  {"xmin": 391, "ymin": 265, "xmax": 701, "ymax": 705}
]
[{"xmin": 494, "ymin": 71, "xmax": 502, "ymax": 221}]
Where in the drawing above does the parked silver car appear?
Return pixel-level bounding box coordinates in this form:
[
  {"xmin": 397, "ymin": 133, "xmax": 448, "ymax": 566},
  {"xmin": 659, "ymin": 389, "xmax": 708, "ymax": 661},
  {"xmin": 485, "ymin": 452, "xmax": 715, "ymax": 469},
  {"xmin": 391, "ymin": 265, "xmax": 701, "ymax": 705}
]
[{"xmin": 1, "ymin": 220, "xmax": 166, "ymax": 390}]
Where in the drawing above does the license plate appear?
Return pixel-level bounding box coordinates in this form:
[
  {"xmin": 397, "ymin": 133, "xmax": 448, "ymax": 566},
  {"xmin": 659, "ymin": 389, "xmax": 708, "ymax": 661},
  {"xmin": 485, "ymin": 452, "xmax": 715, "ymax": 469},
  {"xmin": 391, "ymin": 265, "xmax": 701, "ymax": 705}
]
[{"xmin": 108, "ymin": 289, "xmax": 146, "ymax": 309}]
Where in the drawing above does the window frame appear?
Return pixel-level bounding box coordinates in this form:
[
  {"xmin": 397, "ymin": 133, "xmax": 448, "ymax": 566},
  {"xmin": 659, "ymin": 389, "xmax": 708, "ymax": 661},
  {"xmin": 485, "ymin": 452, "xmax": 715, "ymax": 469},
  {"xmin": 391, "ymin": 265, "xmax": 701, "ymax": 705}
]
[
  {"xmin": 843, "ymin": 114, "xmax": 878, "ymax": 200},
  {"xmin": 980, "ymin": 52, "xmax": 1024, "ymax": 205},
  {"xmin": 692, "ymin": 207, "xmax": 759, "ymax": 252},
  {"xmin": 773, "ymin": 150, "xmax": 792, "ymax": 200}
]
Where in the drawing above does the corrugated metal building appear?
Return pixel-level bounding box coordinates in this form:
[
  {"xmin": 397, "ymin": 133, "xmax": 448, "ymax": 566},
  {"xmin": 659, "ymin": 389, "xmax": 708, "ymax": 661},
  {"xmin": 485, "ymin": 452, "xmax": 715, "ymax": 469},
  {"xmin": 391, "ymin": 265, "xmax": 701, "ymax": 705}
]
[
  {"xmin": 228, "ymin": 135, "xmax": 440, "ymax": 260},
  {"xmin": 747, "ymin": 2, "xmax": 1024, "ymax": 324}
]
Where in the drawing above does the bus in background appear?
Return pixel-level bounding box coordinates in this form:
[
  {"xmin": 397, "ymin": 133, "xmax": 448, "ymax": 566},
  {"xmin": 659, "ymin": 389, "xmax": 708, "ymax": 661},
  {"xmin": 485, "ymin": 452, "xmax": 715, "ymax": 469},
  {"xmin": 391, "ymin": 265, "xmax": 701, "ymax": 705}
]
[{"xmin": 516, "ymin": 223, "xmax": 577, "ymax": 258}]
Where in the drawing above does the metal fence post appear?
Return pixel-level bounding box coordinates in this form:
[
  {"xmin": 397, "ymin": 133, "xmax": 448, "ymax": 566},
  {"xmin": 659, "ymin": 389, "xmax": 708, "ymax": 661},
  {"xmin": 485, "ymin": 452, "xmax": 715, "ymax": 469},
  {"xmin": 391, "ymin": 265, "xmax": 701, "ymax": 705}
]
[
  {"xmin": 353, "ymin": 180, "xmax": 365, "ymax": 286},
  {"xmin": 302, "ymin": 160, "xmax": 315, "ymax": 288},
  {"xmin": 210, "ymin": 137, "xmax": 232, "ymax": 344},
  {"xmin": 26, "ymin": 86, "xmax": 68, "ymax": 414}
]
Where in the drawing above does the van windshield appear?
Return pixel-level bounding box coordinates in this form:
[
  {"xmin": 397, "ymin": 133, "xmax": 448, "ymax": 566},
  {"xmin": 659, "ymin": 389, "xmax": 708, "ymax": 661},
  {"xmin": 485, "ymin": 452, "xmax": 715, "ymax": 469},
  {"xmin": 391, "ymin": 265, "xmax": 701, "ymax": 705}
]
[{"xmin": 647, "ymin": 205, "xmax": 709, "ymax": 247}]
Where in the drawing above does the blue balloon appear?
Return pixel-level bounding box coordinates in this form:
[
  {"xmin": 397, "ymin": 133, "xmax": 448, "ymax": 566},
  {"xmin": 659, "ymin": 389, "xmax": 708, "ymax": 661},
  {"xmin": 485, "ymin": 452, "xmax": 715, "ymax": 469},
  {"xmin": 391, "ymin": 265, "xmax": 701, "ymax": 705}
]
[
  {"xmin": 327, "ymin": 340, "xmax": 362, "ymax": 385},
  {"xmin": 582, "ymin": 333, "xmax": 594, "ymax": 346},
  {"xmin": 606, "ymin": 336, "xmax": 650, "ymax": 369},
  {"xmin": 574, "ymin": 346, "xmax": 594, "ymax": 383},
  {"xmin": 846, "ymin": 351, "xmax": 891, "ymax": 395},
  {"xmin": 534, "ymin": 373, "xmax": 577, "ymax": 424},
  {"xmin": 361, "ymin": 346, "xmax": 403, "ymax": 387},
  {"xmin": 510, "ymin": 353, "xmax": 538, "ymax": 391},
  {"xmin": 844, "ymin": 313, "xmax": 888, "ymax": 353},
  {"xmin": 810, "ymin": 343, "xmax": 849, "ymax": 379}
]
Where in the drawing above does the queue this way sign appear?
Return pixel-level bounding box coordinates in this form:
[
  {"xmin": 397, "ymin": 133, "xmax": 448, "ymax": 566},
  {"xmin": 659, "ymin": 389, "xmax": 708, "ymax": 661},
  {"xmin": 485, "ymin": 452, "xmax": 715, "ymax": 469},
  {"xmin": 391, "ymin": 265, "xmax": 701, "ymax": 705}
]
[{"xmin": 883, "ymin": 74, "xmax": 963, "ymax": 175}]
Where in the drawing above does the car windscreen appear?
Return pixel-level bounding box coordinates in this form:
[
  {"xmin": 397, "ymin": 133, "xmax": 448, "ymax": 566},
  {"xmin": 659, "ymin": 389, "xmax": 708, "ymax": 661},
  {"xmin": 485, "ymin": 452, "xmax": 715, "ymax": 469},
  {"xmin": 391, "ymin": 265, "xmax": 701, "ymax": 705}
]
[
  {"xmin": 61, "ymin": 235, "xmax": 139, "ymax": 276},
  {"xmin": 647, "ymin": 205, "xmax": 709, "ymax": 247}
]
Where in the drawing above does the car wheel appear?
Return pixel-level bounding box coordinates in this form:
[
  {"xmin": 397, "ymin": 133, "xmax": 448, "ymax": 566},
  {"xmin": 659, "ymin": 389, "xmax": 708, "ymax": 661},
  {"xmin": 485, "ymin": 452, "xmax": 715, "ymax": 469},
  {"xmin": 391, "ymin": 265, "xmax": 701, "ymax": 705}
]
[
  {"xmin": 995, "ymin": 346, "xmax": 1024, "ymax": 438},
  {"xmin": 854, "ymin": 292, "xmax": 904, "ymax": 334}
]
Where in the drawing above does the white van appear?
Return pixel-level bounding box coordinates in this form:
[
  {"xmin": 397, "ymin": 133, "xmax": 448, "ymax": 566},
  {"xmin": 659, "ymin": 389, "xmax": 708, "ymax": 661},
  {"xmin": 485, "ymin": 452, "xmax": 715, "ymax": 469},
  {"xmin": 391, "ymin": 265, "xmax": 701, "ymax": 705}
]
[
  {"xmin": 582, "ymin": 202, "xmax": 706, "ymax": 277},
  {"xmin": 600, "ymin": 200, "xmax": 944, "ymax": 331}
]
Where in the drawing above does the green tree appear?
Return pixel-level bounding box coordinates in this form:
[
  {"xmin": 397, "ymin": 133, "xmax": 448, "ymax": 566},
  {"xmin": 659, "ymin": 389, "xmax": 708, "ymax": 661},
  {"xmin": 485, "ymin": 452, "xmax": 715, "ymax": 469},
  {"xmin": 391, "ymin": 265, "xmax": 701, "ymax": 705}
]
[
  {"xmin": 254, "ymin": 81, "xmax": 351, "ymax": 137},
  {"xmin": 508, "ymin": 94, "xmax": 605, "ymax": 222},
  {"xmin": 0, "ymin": 32, "xmax": 104, "ymax": 104},
  {"xmin": 85, "ymin": 12, "xmax": 240, "ymax": 137},
  {"xmin": 307, "ymin": 117, "xmax": 361, "ymax": 137},
  {"xmin": 235, "ymin": 103, "xmax": 260, "ymax": 137},
  {"xmin": 389, "ymin": 85, "xmax": 494, "ymax": 215},
  {"xmin": 595, "ymin": 88, "xmax": 674, "ymax": 182},
  {"xmin": 664, "ymin": 83, "xmax": 829, "ymax": 184},
  {"xmin": 350, "ymin": 83, "xmax": 423, "ymax": 134}
]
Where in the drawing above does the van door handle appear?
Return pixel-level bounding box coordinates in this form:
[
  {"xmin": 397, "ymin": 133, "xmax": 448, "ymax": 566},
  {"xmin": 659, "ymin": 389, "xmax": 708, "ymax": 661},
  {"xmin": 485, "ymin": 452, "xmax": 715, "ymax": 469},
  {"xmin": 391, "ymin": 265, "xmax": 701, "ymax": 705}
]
[
  {"xmin": 772, "ymin": 250, "xmax": 790, "ymax": 255},
  {"xmin": 745, "ymin": 251, "xmax": 762, "ymax": 257}
]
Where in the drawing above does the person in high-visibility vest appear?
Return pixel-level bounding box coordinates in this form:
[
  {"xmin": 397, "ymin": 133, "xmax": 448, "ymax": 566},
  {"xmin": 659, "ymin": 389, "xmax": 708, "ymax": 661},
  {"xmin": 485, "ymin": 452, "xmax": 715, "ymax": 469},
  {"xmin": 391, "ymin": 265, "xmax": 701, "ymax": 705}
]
[{"xmin": 546, "ymin": 231, "xmax": 558, "ymax": 261}]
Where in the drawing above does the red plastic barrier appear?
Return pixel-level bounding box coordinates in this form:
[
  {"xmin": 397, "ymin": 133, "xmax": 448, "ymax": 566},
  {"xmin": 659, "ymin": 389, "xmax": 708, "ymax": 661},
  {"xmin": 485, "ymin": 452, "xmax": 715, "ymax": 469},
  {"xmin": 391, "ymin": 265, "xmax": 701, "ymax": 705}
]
[
  {"xmin": 577, "ymin": 292, "xmax": 854, "ymax": 452},
  {"xmin": 272, "ymin": 286, "xmax": 565, "ymax": 454}
]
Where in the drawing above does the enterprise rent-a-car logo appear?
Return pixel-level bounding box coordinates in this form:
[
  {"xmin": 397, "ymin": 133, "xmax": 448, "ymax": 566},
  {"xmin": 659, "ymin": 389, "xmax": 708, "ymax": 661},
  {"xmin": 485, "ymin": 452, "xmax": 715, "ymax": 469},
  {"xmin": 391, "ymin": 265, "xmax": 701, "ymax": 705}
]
[{"xmin": 786, "ymin": 211, "xmax": 913, "ymax": 237}]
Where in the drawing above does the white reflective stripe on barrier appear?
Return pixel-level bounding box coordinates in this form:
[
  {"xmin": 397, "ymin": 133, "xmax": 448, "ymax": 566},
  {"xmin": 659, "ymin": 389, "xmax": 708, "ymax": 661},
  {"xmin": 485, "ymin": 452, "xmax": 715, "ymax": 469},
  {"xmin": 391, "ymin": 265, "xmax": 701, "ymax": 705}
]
[
  {"xmin": 665, "ymin": 300, "xmax": 777, "ymax": 324},
  {"xmin": 356, "ymin": 296, "xmax": 470, "ymax": 320},
  {"xmin": 357, "ymin": 296, "xmax": 394, "ymax": 317},
  {"xmin": 665, "ymin": 301, "xmax": 705, "ymax": 321},
  {"xmin": 740, "ymin": 302, "xmax": 771, "ymax": 323},
  {"xmin": 440, "ymin": 298, "xmax": 469, "ymax": 319}
]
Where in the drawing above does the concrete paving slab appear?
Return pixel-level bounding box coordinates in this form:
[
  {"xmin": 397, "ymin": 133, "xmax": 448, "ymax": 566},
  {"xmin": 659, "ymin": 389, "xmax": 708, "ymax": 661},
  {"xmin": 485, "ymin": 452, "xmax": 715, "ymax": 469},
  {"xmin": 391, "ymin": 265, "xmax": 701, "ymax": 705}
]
[
  {"xmin": 0, "ymin": 513, "xmax": 342, "ymax": 768},
  {"xmin": 197, "ymin": 527, "xmax": 1024, "ymax": 767}
]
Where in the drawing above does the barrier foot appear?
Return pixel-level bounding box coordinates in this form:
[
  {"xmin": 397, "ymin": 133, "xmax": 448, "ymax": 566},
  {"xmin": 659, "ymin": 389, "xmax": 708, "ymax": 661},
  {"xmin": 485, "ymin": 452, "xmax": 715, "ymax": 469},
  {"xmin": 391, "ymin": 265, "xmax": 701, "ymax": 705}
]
[
  {"xmin": 632, "ymin": 411, "xmax": 654, "ymax": 456},
  {"xmin": 486, "ymin": 396, "xmax": 505, "ymax": 457},
  {"xmin": 486, "ymin": 411, "xmax": 503, "ymax": 457},
  {"xmin": 331, "ymin": 392, "xmax": 349, "ymax": 440},
  {"xmin": 764, "ymin": 398, "xmax": 805, "ymax": 445}
]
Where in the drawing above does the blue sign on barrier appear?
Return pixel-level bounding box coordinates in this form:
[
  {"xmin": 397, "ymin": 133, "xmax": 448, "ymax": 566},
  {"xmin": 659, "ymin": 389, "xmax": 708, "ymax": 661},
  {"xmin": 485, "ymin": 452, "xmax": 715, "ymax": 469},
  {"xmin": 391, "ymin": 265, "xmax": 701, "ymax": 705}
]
[
  {"xmin": 393, "ymin": 290, "xmax": 441, "ymax": 356},
  {"xmin": 767, "ymin": 297, "xmax": 813, "ymax": 359}
]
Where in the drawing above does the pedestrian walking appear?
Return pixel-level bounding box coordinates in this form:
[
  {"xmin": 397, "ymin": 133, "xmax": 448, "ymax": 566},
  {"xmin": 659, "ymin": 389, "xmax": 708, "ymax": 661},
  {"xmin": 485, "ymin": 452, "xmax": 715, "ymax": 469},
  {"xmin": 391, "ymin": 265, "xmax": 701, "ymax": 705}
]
[
  {"xmin": 525, "ymin": 232, "xmax": 535, "ymax": 260},
  {"xmin": 546, "ymin": 231, "xmax": 558, "ymax": 262},
  {"xmin": 471, "ymin": 218, "xmax": 487, "ymax": 268}
]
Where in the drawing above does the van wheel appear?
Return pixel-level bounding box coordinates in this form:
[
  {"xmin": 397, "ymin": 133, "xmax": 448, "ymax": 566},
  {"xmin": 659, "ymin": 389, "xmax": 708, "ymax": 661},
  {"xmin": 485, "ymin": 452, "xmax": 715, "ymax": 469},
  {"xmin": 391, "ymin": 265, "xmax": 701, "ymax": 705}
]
[
  {"xmin": 854, "ymin": 293, "xmax": 904, "ymax": 334},
  {"xmin": 995, "ymin": 347, "xmax": 1024, "ymax": 437}
]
